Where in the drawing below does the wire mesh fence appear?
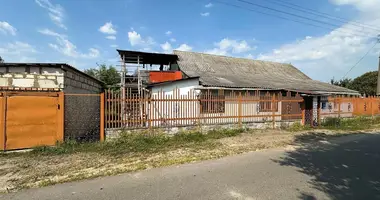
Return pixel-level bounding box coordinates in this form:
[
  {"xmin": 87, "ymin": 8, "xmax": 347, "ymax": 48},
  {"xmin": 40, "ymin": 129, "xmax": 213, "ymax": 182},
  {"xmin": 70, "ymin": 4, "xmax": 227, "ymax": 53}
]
[{"xmin": 64, "ymin": 93, "xmax": 102, "ymax": 141}]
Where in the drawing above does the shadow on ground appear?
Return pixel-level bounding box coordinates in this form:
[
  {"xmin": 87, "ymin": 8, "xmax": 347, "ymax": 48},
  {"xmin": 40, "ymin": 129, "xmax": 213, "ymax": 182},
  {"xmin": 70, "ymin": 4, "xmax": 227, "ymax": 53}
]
[{"xmin": 275, "ymin": 132, "xmax": 380, "ymax": 200}]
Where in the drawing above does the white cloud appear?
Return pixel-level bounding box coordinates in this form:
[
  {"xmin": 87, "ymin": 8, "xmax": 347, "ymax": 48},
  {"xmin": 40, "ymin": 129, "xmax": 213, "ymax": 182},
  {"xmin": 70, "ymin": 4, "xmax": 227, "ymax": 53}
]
[
  {"xmin": 201, "ymin": 12, "xmax": 210, "ymax": 17},
  {"xmin": 165, "ymin": 31, "xmax": 172, "ymax": 35},
  {"xmin": 35, "ymin": 0, "xmax": 66, "ymax": 30},
  {"xmin": 161, "ymin": 42, "xmax": 172, "ymax": 53},
  {"xmin": 110, "ymin": 44, "xmax": 118, "ymax": 48},
  {"xmin": 38, "ymin": 28, "xmax": 65, "ymax": 38},
  {"xmin": 106, "ymin": 35, "xmax": 116, "ymax": 40},
  {"xmin": 246, "ymin": 54, "xmax": 254, "ymax": 59},
  {"xmin": 176, "ymin": 44, "xmax": 192, "ymax": 51},
  {"xmin": 330, "ymin": 0, "xmax": 379, "ymax": 12},
  {"xmin": 256, "ymin": 1, "xmax": 380, "ymax": 80},
  {"xmin": 48, "ymin": 38, "xmax": 99, "ymax": 58},
  {"xmin": 0, "ymin": 21, "xmax": 16, "ymax": 36},
  {"xmin": 99, "ymin": 22, "xmax": 117, "ymax": 35},
  {"xmin": 128, "ymin": 31, "xmax": 155, "ymax": 47},
  {"xmin": 39, "ymin": 28, "xmax": 99, "ymax": 59},
  {"xmin": 0, "ymin": 42, "xmax": 37, "ymax": 55},
  {"xmin": 170, "ymin": 38, "xmax": 177, "ymax": 42},
  {"xmin": 205, "ymin": 3, "xmax": 213, "ymax": 8},
  {"xmin": 50, "ymin": 38, "xmax": 99, "ymax": 58},
  {"xmin": 205, "ymin": 48, "xmax": 227, "ymax": 56},
  {"xmin": 161, "ymin": 42, "xmax": 192, "ymax": 53},
  {"xmin": 0, "ymin": 41, "xmax": 37, "ymax": 62},
  {"xmin": 205, "ymin": 38, "xmax": 256, "ymax": 55}
]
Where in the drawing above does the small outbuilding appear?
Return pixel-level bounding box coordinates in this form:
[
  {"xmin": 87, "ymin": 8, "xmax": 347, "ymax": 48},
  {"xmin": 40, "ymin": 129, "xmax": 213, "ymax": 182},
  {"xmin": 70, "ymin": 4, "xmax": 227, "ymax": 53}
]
[{"xmin": 0, "ymin": 63, "xmax": 103, "ymax": 150}]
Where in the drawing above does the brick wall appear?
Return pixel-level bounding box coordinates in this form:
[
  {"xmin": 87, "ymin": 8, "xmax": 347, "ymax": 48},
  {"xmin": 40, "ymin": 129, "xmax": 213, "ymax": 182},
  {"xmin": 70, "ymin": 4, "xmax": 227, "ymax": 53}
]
[{"xmin": 63, "ymin": 70, "xmax": 102, "ymax": 94}]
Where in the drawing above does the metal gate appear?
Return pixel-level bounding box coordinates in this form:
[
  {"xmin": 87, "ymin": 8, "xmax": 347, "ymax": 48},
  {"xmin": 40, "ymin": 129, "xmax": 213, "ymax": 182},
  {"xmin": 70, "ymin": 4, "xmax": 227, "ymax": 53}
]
[{"xmin": 0, "ymin": 92, "xmax": 64, "ymax": 150}]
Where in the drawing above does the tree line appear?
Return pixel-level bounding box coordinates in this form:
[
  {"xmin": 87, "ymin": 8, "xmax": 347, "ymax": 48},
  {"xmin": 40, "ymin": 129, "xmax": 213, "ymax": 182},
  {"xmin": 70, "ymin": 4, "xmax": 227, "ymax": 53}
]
[
  {"xmin": 330, "ymin": 71, "xmax": 378, "ymax": 96},
  {"xmin": 84, "ymin": 64, "xmax": 120, "ymax": 89}
]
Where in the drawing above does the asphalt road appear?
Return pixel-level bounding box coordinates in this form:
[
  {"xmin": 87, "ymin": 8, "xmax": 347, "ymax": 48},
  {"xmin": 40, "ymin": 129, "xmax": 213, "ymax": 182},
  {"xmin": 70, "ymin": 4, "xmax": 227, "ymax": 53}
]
[{"xmin": 2, "ymin": 133, "xmax": 380, "ymax": 200}]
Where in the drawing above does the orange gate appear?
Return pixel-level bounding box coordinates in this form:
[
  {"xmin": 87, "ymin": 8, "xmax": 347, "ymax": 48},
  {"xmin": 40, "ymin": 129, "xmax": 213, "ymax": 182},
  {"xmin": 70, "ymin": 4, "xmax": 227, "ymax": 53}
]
[{"xmin": 0, "ymin": 92, "xmax": 64, "ymax": 150}]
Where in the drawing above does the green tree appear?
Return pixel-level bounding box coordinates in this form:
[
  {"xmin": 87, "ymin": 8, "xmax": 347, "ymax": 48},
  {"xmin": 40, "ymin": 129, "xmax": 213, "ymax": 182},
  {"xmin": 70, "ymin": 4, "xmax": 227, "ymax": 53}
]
[
  {"xmin": 349, "ymin": 71, "xmax": 378, "ymax": 96},
  {"xmin": 330, "ymin": 78, "xmax": 352, "ymax": 88},
  {"xmin": 84, "ymin": 64, "xmax": 121, "ymax": 88},
  {"xmin": 0, "ymin": 56, "xmax": 4, "ymax": 63}
]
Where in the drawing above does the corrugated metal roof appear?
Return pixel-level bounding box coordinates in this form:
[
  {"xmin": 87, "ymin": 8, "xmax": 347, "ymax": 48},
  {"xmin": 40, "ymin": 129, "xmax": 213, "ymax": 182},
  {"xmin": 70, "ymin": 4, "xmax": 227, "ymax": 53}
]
[{"xmin": 173, "ymin": 50, "xmax": 359, "ymax": 94}]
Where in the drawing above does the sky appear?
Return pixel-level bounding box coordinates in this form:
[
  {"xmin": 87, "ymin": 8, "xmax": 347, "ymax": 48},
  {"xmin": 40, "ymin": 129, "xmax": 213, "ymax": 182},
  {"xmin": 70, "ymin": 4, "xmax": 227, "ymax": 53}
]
[{"xmin": 0, "ymin": 0, "xmax": 380, "ymax": 82}]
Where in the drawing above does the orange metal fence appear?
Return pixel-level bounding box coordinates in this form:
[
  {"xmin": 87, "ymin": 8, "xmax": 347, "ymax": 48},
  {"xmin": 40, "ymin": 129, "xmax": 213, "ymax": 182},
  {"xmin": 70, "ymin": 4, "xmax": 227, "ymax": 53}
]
[
  {"xmin": 1, "ymin": 92, "xmax": 106, "ymax": 150},
  {"xmin": 0, "ymin": 92, "xmax": 64, "ymax": 150},
  {"xmin": 105, "ymin": 89, "xmax": 304, "ymax": 129},
  {"xmin": 320, "ymin": 96, "xmax": 380, "ymax": 119}
]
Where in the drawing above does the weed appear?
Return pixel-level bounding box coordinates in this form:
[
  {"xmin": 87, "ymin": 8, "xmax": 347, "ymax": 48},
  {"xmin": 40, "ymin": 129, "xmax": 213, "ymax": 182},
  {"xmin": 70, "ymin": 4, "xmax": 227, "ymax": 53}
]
[
  {"xmin": 28, "ymin": 128, "xmax": 246, "ymax": 156},
  {"xmin": 321, "ymin": 116, "xmax": 377, "ymax": 131},
  {"xmin": 288, "ymin": 122, "xmax": 311, "ymax": 132}
]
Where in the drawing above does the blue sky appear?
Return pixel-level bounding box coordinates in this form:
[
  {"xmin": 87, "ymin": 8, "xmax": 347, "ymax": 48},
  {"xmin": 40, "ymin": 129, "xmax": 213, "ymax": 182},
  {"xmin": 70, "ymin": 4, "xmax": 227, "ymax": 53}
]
[{"xmin": 0, "ymin": 0, "xmax": 379, "ymax": 82}]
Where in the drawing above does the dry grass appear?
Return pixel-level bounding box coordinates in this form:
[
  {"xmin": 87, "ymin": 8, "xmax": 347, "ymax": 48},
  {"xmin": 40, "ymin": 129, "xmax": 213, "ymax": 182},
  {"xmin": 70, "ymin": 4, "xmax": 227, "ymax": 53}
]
[{"xmin": 0, "ymin": 127, "xmax": 376, "ymax": 193}]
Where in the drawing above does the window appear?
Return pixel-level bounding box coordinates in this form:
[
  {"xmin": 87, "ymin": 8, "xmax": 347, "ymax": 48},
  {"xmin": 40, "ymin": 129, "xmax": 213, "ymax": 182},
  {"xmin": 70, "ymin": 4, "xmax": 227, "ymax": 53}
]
[
  {"xmin": 200, "ymin": 91, "xmax": 225, "ymax": 114},
  {"xmin": 259, "ymin": 95, "xmax": 278, "ymax": 112},
  {"xmin": 321, "ymin": 102, "xmax": 327, "ymax": 109}
]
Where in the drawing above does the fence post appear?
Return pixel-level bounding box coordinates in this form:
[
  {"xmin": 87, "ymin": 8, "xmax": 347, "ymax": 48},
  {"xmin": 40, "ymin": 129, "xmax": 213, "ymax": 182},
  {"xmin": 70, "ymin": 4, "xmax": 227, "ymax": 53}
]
[
  {"xmin": 100, "ymin": 92, "xmax": 105, "ymax": 142},
  {"xmin": 148, "ymin": 98, "xmax": 152, "ymax": 130},
  {"xmin": 58, "ymin": 92, "xmax": 64, "ymax": 143},
  {"xmin": 371, "ymin": 96, "xmax": 374, "ymax": 120},
  {"xmin": 238, "ymin": 92, "xmax": 242, "ymax": 128},
  {"xmin": 317, "ymin": 97, "xmax": 321, "ymax": 127},
  {"xmin": 301, "ymin": 100, "xmax": 305, "ymax": 126},
  {"xmin": 0, "ymin": 92, "xmax": 5, "ymax": 151},
  {"xmin": 272, "ymin": 94, "xmax": 276, "ymax": 129},
  {"xmin": 198, "ymin": 92, "xmax": 202, "ymax": 128},
  {"xmin": 337, "ymin": 97, "xmax": 341, "ymax": 118}
]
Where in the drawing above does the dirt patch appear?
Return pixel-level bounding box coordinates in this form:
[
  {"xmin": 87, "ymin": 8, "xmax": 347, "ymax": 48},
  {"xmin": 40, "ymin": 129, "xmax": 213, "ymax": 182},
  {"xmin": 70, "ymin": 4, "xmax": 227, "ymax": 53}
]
[{"xmin": 0, "ymin": 129, "xmax": 374, "ymax": 193}]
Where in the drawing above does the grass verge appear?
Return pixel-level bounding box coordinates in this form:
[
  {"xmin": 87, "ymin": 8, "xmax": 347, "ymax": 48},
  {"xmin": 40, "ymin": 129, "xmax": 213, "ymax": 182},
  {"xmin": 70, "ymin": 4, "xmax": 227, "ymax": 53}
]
[{"xmin": 0, "ymin": 120, "xmax": 378, "ymax": 193}]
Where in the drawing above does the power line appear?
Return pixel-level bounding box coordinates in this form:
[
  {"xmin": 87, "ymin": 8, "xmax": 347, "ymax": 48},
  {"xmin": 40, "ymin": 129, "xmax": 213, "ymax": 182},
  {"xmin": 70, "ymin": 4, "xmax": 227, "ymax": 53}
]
[
  {"xmin": 213, "ymin": 0, "xmax": 375, "ymax": 38},
  {"xmin": 342, "ymin": 38, "xmax": 380, "ymax": 79},
  {"xmin": 267, "ymin": 0, "xmax": 380, "ymax": 32},
  {"xmin": 236, "ymin": 0, "xmax": 376, "ymax": 37}
]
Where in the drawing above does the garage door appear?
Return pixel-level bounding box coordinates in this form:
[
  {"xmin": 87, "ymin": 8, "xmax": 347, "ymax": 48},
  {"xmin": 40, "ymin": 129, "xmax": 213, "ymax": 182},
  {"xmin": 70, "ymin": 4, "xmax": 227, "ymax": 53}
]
[{"xmin": 5, "ymin": 94, "xmax": 61, "ymax": 150}]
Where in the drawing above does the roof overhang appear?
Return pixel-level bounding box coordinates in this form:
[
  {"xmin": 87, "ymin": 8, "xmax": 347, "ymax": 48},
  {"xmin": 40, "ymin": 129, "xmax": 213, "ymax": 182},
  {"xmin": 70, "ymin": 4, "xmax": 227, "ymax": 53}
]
[{"xmin": 117, "ymin": 49, "xmax": 178, "ymax": 65}]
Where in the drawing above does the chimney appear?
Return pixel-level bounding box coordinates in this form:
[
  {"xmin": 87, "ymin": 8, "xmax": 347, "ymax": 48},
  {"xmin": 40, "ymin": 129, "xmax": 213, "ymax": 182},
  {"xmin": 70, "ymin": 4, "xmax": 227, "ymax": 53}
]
[{"xmin": 378, "ymin": 54, "xmax": 380, "ymax": 95}]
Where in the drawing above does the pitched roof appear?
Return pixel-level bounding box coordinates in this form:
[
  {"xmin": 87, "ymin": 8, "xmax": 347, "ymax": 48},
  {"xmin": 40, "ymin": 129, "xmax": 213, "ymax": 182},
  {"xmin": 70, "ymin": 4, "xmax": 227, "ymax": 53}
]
[{"xmin": 173, "ymin": 50, "xmax": 359, "ymax": 95}]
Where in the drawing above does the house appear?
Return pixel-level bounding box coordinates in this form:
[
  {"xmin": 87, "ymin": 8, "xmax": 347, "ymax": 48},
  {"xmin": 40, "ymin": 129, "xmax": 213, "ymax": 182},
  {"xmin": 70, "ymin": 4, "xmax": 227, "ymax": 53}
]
[
  {"xmin": 116, "ymin": 49, "xmax": 359, "ymax": 128},
  {"xmin": 0, "ymin": 63, "xmax": 103, "ymax": 150}
]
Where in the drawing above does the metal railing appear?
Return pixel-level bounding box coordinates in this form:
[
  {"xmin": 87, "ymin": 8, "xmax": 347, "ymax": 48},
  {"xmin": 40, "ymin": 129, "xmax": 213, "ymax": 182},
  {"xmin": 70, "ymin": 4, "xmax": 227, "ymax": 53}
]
[{"xmin": 105, "ymin": 89, "xmax": 304, "ymax": 129}]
